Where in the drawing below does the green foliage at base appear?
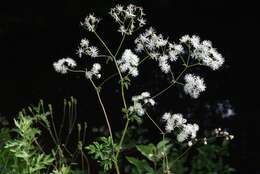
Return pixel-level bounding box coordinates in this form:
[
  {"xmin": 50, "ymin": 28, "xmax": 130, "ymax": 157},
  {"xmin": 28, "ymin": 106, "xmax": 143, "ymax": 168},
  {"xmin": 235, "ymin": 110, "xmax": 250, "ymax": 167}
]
[{"xmin": 0, "ymin": 100, "xmax": 235, "ymax": 174}]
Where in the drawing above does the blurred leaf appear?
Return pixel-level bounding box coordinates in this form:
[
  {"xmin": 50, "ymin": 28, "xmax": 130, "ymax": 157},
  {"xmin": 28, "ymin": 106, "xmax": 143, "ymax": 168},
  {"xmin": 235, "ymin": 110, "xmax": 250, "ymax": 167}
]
[
  {"xmin": 126, "ymin": 156, "xmax": 155, "ymax": 174},
  {"xmin": 136, "ymin": 143, "xmax": 156, "ymax": 162}
]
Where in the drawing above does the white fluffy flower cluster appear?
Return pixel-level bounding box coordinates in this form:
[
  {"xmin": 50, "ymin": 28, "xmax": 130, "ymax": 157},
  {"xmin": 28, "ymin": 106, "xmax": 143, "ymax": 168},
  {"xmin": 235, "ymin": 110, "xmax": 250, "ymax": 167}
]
[
  {"xmin": 135, "ymin": 27, "xmax": 184, "ymax": 73},
  {"xmin": 54, "ymin": 16, "xmax": 103, "ymax": 79},
  {"xmin": 117, "ymin": 49, "xmax": 139, "ymax": 77},
  {"xmin": 180, "ymin": 35, "xmax": 224, "ymax": 70},
  {"xmin": 109, "ymin": 4, "xmax": 146, "ymax": 35},
  {"xmin": 135, "ymin": 27, "xmax": 167, "ymax": 52},
  {"xmin": 162, "ymin": 113, "xmax": 187, "ymax": 132},
  {"xmin": 81, "ymin": 14, "xmax": 100, "ymax": 32},
  {"xmin": 177, "ymin": 124, "xmax": 199, "ymax": 142},
  {"xmin": 53, "ymin": 58, "xmax": 77, "ymax": 74},
  {"xmin": 85, "ymin": 63, "xmax": 102, "ymax": 79},
  {"xmin": 162, "ymin": 113, "xmax": 199, "ymax": 142},
  {"xmin": 77, "ymin": 38, "xmax": 99, "ymax": 58},
  {"xmin": 129, "ymin": 92, "xmax": 155, "ymax": 116},
  {"xmin": 214, "ymin": 128, "xmax": 234, "ymax": 140},
  {"xmin": 184, "ymin": 74, "xmax": 206, "ymax": 99}
]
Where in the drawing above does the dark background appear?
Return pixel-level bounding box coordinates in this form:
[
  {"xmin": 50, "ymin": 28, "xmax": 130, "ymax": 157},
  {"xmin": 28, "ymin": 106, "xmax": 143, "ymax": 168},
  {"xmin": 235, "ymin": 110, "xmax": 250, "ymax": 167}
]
[{"xmin": 0, "ymin": 0, "xmax": 259, "ymax": 173}]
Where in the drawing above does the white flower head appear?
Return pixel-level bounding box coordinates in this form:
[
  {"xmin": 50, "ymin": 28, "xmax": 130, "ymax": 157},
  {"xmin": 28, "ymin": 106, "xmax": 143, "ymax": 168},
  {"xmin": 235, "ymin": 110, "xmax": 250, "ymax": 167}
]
[
  {"xmin": 168, "ymin": 44, "xmax": 184, "ymax": 61},
  {"xmin": 162, "ymin": 113, "xmax": 187, "ymax": 133},
  {"xmin": 141, "ymin": 92, "xmax": 150, "ymax": 98},
  {"xmin": 135, "ymin": 28, "xmax": 186, "ymax": 74},
  {"xmin": 117, "ymin": 49, "xmax": 140, "ymax": 77},
  {"xmin": 158, "ymin": 55, "xmax": 171, "ymax": 74},
  {"xmin": 110, "ymin": 4, "xmax": 146, "ymax": 35},
  {"xmin": 125, "ymin": 4, "xmax": 136, "ymax": 18},
  {"xmin": 80, "ymin": 38, "xmax": 89, "ymax": 47},
  {"xmin": 85, "ymin": 63, "xmax": 102, "ymax": 79},
  {"xmin": 115, "ymin": 4, "xmax": 123, "ymax": 12},
  {"xmin": 76, "ymin": 48, "xmax": 84, "ymax": 58},
  {"xmin": 77, "ymin": 38, "xmax": 99, "ymax": 58},
  {"xmin": 162, "ymin": 112, "xmax": 199, "ymax": 142},
  {"xmin": 92, "ymin": 63, "xmax": 101, "ymax": 74},
  {"xmin": 180, "ymin": 35, "xmax": 224, "ymax": 70},
  {"xmin": 190, "ymin": 35, "xmax": 200, "ymax": 48},
  {"xmin": 177, "ymin": 123, "xmax": 199, "ymax": 142},
  {"xmin": 188, "ymin": 141, "xmax": 193, "ymax": 147},
  {"xmin": 184, "ymin": 74, "xmax": 206, "ymax": 99},
  {"xmin": 53, "ymin": 58, "xmax": 77, "ymax": 74},
  {"xmin": 180, "ymin": 35, "xmax": 191, "ymax": 43},
  {"xmin": 81, "ymin": 14, "xmax": 101, "ymax": 32},
  {"xmin": 136, "ymin": 28, "xmax": 168, "ymax": 52},
  {"xmin": 89, "ymin": 46, "xmax": 99, "ymax": 57},
  {"xmin": 162, "ymin": 112, "xmax": 171, "ymax": 121},
  {"xmin": 118, "ymin": 25, "xmax": 127, "ymax": 35},
  {"xmin": 129, "ymin": 91, "xmax": 155, "ymax": 116},
  {"xmin": 138, "ymin": 18, "xmax": 146, "ymax": 27}
]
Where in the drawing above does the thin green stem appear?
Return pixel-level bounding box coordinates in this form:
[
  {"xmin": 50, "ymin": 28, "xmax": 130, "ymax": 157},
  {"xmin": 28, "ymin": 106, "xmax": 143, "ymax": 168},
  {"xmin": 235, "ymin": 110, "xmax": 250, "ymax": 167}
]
[
  {"xmin": 69, "ymin": 68, "xmax": 114, "ymax": 144},
  {"xmin": 151, "ymin": 66, "xmax": 188, "ymax": 100},
  {"xmin": 171, "ymin": 146, "xmax": 192, "ymax": 165},
  {"xmin": 95, "ymin": 30, "xmax": 129, "ymax": 145},
  {"xmin": 139, "ymin": 55, "xmax": 150, "ymax": 65},
  {"xmin": 120, "ymin": 82, "xmax": 128, "ymax": 113},
  {"xmin": 81, "ymin": 151, "xmax": 84, "ymax": 171},
  {"xmin": 115, "ymin": 119, "xmax": 129, "ymax": 159},
  {"xmin": 145, "ymin": 111, "xmax": 165, "ymax": 134},
  {"xmin": 179, "ymin": 55, "xmax": 187, "ymax": 66},
  {"xmin": 96, "ymin": 55, "xmax": 110, "ymax": 58},
  {"xmin": 151, "ymin": 62, "xmax": 201, "ymax": 100},
  {"xmin": 94, "ymin": 31, "xmax": 115, "ymax": 60},
  {"xmin": 49, "ymin": 105, "xmax": 60, "ymax": 144},
  {"xmin": 94, "ymin": 31, "xmax": 123, "ymax": 80},
  {"xmin": 114, "ymin": 161, "xmax": 121, "ymax": 174},
  {"xmin": 33, "ymin": 103, "xmax": 54, "ymax": 142},
  {"xmin": 188, "ymin": 62, "xmax": 201, "ymax": 68},
  {"xmin": 67, "ymin": 69, "xmax": 85, "ymax": 73},
  {"xmin": 82, "ymin": 150, "xmax": 91, "ymax": 174},
  {"xmin": 175, "ymin": 81, "xmax": 184, "ymax": 85},
  {"xmin": 93, "ymin": 30, "xmax": 132, "ymax": 174},
  {"xmin": 99, "ymin": 73, "xmax": 118, "ymax": 88},
  {"xmin": 115, "ymin": 33, "xmax": 126, "ymax": 57},
  {"xmin": 61, "ymin": 144, "xmax": 74, "ymax": 157},
  {"xmin": 162, "ymin": 135, "xmax": 166, "ymax": 172},
  {"xmin": 34, "ymin": 140, "xmax": 44, "ymax": 153},
  {"xmin": 64, "ymin": 101, "xmax": 73, "ymax": 146},
  {"xmin": 83, "ymin": 122, "xmax": 87, "ymax": 145},
  {"xmin": 114, "ymin": 83, "xmax": 130, "ymax": 162},
  {"xmin": 90, "ymin": 79, "xmax": 114, "ymax": 143},
  {"xmin": 70, "ymin": 98, "xmax": 78, "ymax": 140},
  {"xmin": 59, "ymin": 99, "xmax": 67, "ymax": 141},
  {"xmin": 174, "ymin": 66, "xmax": 188, "ymax": 82},
  {"xmin": 165, "ymin": 154, "xmax": 169, "ymax": 172},
  {"xmin": 186, "ymin": 46, "xmax": 191, "ymax": 66},
  {"xmin": 151, "ymin": 82, "xmax": 175, "ymax": 100},
  {"xmin": 40, "ymin": 121, "xmax": 58, "ymax": 145}
]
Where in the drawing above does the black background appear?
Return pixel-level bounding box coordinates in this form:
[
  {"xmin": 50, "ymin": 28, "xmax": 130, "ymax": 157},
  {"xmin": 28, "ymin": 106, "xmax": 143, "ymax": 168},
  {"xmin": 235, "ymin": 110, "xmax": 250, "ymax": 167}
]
[{"xmin": 0, "ymin": 0, "xmax": 259, "ymax": 173}]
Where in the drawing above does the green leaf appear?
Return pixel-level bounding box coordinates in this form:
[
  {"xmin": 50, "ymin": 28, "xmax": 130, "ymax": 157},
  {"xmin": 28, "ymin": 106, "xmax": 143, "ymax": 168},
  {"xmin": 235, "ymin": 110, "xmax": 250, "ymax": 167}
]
[
  {"xmin": 157, "ymin": 139, "xmax": 170, "ymax": 150},
  {"xmin": 126, "ymin": 156, "xmax": 154, "ymax": 173},
  {"xmin": 85, "ymin": 136, "xmax": 115, "ymax": 171},
  {"xmin": 129, "ymin": 114, "xmax": 143, "ymax": 124},
  {"xmin": 136, "ymin": 144, "xmax": 156, "ymax": 162}
]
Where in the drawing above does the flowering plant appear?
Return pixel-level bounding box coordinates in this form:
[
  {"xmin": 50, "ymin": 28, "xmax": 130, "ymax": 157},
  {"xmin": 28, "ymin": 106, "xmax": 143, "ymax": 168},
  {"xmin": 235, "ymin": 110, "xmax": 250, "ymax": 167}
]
[{"xmin": 52, "ymin": 4, "xmax": 234, "ymax": 174}]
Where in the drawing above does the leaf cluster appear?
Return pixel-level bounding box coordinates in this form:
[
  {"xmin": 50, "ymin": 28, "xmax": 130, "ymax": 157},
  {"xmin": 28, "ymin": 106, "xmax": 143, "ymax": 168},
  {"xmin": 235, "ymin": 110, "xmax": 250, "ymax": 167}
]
[{"xmin": 85, "ymin": 136, "xmax": 117, "ymax": 171}]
